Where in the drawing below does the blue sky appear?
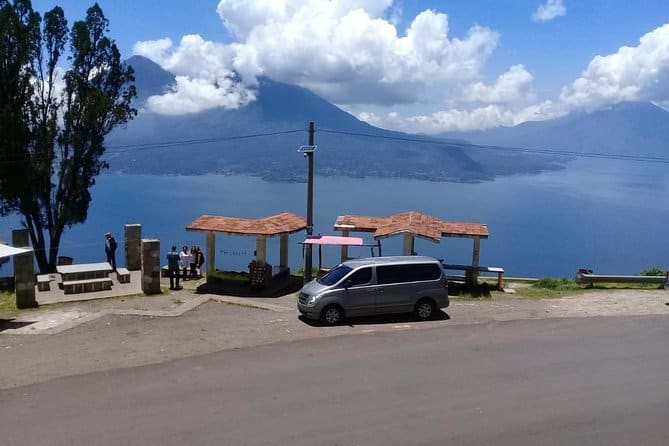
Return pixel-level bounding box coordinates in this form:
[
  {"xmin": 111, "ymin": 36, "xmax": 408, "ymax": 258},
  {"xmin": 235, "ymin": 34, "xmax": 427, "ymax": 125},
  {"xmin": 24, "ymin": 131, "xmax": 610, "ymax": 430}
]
[{"xmin": 30, "ymin": 0, "xmax": 669, "ymax": 132}]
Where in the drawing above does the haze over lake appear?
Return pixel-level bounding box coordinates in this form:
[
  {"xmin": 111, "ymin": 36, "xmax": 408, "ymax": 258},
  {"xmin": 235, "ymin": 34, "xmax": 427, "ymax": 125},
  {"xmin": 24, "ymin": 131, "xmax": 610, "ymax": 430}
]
[{"xmin": 2, "ymin": 157, "xmax": 666, "ymax": 278}]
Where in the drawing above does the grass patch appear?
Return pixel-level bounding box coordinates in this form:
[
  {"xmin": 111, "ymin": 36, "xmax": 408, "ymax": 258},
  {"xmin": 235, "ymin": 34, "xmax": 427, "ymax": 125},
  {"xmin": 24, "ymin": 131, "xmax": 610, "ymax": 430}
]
[
  {"xmin": 0, "ymin": 291, "xmax": 18, "ymax": 316},
  {"xmin": 514, "ymin": 278, "xmax": 583, "ymax": 299}
]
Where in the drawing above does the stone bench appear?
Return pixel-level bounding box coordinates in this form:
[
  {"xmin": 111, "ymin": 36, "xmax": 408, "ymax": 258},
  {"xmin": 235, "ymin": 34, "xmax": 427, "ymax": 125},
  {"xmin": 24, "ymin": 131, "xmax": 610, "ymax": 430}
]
[
  {"xmin": 37, "ymin": 274, "xmax": 51, "ymax": 292},
  {"xmin": 62, "ymin": 278, "xmax": 113, "ymax": 294},
  {"xmin": 116, "ymin": 267, "xmax": 130, "ymax": 283}
]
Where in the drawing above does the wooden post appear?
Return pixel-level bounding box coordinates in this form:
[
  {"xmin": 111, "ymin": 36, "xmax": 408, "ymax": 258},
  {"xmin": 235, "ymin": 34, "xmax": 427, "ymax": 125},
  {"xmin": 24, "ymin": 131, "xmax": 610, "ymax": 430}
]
[
  {"xmin": 402, "ymin": 233, "xmax": 415, "ymax": 256},
  {"xmin": 341, "ymin": 230, "xmax": 349, "ymax": 262},
  {"xmin": 471, "ymin": 236, "xmax": 481, "ymax": 284},
  {"xmin": 206, "ymin": 231, "xmax": 216, "ymax": 274},
  {"xmin": 279, "ymin": 234, "xmax": 289, "ymax": 270}
]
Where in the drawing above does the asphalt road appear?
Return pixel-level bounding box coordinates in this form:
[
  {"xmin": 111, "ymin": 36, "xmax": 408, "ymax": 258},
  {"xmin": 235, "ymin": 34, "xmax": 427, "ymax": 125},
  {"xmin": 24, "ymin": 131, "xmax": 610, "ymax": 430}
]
[{"xmin": 2, "ymin": 315, "xmax": 668, "ymax": 445}]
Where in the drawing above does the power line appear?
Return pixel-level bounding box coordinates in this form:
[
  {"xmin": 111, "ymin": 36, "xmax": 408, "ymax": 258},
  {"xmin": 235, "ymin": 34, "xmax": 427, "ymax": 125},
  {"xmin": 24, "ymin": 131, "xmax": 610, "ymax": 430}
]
[
  {"xmin": 0, "ymin": 128, "xmax": 306, "ymax": 164},
  {"xmin": 316, "ymin": 128, "xmax": 669, "ymax": 164},
  {"xmin": 105, "ymin": 128, "xmax": 305, "ymax": 154}
]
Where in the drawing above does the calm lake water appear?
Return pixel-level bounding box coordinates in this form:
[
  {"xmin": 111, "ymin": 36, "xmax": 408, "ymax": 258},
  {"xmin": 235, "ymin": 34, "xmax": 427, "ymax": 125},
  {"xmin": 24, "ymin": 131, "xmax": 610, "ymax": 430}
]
[{"xmin": 1, "ymin": 158, "xmax": 667, "ymax": 278}]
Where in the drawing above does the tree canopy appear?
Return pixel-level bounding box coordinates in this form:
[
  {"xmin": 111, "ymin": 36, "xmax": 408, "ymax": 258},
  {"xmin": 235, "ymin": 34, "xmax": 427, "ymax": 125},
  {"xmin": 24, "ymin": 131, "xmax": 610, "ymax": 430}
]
[{"xmin": 0, "ymin": 0, "xmax": 136, "ymax": 272}]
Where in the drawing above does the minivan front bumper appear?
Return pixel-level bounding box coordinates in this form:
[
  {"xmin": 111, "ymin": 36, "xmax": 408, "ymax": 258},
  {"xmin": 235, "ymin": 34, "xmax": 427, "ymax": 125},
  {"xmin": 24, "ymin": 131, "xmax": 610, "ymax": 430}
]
[{"xmin": 297, "ymin": 302, "xmax": 320, "ymax": 320}]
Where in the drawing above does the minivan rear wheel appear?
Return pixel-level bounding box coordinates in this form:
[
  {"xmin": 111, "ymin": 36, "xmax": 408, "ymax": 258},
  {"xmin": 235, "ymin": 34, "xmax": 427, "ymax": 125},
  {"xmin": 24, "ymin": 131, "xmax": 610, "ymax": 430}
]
[
  {"xmin": 415, "ymin": 299, "xmax": 435, "ymax": 321},
  {"xmin": 321, "ymin": 305, "xmax": 344, "ymax": 325}
]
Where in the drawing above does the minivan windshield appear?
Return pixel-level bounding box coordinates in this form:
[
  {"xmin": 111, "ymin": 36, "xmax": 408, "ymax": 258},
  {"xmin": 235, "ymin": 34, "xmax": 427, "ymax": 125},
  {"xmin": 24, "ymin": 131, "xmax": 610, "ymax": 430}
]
[{"xmin": 317, "ymin": 265, "xmax": 352, "ymax": 285}]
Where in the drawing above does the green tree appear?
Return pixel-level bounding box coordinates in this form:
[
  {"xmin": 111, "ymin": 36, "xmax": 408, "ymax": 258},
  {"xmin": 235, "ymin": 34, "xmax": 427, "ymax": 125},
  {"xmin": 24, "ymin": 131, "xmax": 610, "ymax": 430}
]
[{"xmin": 0, "ymin": 1, "xmax": 136, "ymax": 272}]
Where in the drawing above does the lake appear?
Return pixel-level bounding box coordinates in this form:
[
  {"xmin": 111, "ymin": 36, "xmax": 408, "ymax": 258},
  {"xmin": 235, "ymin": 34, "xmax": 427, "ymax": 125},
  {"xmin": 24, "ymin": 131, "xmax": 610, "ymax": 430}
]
[{"xmin": 1, "ymin": 157, "xmax": 667, "ymax": 278}]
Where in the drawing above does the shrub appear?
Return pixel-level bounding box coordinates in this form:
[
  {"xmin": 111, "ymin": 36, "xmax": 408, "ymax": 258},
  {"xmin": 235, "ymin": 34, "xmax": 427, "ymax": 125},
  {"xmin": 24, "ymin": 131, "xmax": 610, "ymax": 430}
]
[
  {"xmin": 532, "ymin": 278, "xmax": 580, "ymax": 291},
  {"xmin": 639, "ymin": 268, "xmax": 665, "ymax": 276}
]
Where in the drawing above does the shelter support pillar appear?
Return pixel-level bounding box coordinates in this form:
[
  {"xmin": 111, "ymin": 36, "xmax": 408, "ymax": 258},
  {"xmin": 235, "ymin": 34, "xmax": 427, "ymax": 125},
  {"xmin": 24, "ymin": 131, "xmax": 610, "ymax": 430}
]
[
  {"xmin": 256, "ymin": 236, "xmax": 267, "ymax": 265},
  {"xmin": 279, "ymin": 234, "xmax": 289, "ymax": 270},
  {"xmin": 340, "ymin": 230, "xmax": 349, "ymax": 262},
  {"xmin": 469, "ymin": 236, "xmax": 481, "ymax": 284},
  {"xmin": 402, "ymin": 233, "xmax": 415, "ymax": 256},
  {"xmin": 12, "ymin": 229, "xmax": 37, "ymax": 309},
  {"xmin": 140, "ymin": 238, "xmax": 161, "ymax": 294},
  {"xmin": 124, "ymin": 224, "xmax": 142, "ymax": 271},
  {"xmin": 206, "ymin": 231, "xmax": 216, "ymax": 274}
]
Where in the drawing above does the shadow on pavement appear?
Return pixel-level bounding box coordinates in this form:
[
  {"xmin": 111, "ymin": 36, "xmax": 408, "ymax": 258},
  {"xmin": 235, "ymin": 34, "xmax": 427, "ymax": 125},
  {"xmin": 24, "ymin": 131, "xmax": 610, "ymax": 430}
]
[
  {"xmin": 298, "ymin": 310, "xmax": 451, "ymax": 327},
  {"xmin": 0, "ymin": 319, "xmax": 35, "ymax": 332}
]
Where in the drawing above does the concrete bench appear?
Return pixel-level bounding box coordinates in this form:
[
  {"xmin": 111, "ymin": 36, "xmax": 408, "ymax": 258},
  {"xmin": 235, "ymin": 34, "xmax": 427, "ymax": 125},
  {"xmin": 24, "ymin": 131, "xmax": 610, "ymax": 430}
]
[
  {"xmin": 37, "ymin": 274, "xmax": 51, "ymax": 292},
  {"xmin": 116, "ymin": 267, "xmax": 130, "ymax": 283},
  {"xmin": 62, "ymin": 277, "xmax": 113, "ymax": 294}
]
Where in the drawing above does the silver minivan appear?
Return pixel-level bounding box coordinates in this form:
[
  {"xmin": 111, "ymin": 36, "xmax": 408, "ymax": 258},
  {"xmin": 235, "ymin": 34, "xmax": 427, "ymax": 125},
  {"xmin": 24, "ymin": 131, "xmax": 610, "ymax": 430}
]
[{"xmin": 297, "ymin": 256, "xmax": 449, "ymax": 325}]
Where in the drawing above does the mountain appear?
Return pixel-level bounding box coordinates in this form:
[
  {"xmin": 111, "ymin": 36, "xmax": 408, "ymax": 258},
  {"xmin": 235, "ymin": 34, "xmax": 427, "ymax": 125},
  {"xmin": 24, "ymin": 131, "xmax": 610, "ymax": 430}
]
[
  {"xmin": 443, "ymin": 102, "xmax": 669, "ymax": 157},
  {"xmin": 106, "ymin": 56, "xmax": 565, "ymax": 182}
]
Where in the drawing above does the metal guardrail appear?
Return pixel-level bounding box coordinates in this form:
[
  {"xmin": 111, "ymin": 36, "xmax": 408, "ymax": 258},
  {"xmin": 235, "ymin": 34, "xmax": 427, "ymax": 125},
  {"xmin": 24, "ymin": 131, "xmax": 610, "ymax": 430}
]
[{"xmin": 576, "ymin": 270, "xmax": 668, "ymax": 287}]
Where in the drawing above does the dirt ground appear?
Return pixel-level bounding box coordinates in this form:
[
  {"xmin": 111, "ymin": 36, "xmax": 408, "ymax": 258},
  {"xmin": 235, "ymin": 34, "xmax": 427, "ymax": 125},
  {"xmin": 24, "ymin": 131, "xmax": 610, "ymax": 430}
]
[{"xmin": 1, "ymin": 287, "xmax": 668, "ymax": 389}]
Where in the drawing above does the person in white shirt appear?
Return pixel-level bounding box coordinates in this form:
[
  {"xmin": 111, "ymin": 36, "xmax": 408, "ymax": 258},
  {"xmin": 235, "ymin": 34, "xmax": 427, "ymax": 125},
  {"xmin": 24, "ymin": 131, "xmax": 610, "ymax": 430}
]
[{"xmin": 179, "ymin": 245, "xmax": 190, "ymax": 280}]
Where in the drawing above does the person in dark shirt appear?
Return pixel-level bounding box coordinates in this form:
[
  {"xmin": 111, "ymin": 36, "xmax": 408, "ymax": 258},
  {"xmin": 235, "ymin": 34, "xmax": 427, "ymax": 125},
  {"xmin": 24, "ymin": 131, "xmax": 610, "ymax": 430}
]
[
  {"xmin": 167, "ymin": 245, "xmax": 181, "ymax": 290},
  {"xmin": 104, "ymin": 232, "xmax": 117, "ymax": 271}
]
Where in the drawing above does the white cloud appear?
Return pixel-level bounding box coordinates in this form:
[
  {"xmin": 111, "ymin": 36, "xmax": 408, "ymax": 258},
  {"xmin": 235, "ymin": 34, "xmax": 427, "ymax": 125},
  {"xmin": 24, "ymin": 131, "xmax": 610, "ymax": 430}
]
[
  {"xmin": 357, "ymin": 22, "xmax": 669, "ymax": 134},
  {"xmin": 532, "ymin": 0, "xmax": 566, "ymax": 22},
  {"xmin": 144, "ymin": 75, "xmax": 255, "ymax": 115},
  {"xmin": 559, "ymin": 23, "xmax": 669, "ymax": 111},
  {"xmin": 132, "ymin": 38, "xmax": 173, "ymax": 62},
  {"xmin": 459, "ymin": 64, "xmax": 534, "ymax": 105},
  {"xmin": 357, "ymin": 100, "xmax": 564, "ymax": 133},
  {"xmin": 133, "ymin": 0, "xmax": 499, "ymax": 113}
]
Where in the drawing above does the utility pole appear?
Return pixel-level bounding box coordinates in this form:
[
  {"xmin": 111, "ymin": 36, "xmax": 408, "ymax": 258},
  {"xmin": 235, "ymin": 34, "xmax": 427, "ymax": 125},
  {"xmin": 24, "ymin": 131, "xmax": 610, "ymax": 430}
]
[{"xmin": 304, "ymin": 122, "xmax": 315, "ymax": 283}]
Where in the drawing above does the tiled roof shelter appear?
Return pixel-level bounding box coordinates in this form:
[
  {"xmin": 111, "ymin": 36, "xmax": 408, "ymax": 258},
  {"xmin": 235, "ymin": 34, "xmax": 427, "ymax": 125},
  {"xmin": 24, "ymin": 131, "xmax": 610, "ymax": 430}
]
[
  {"xmin": 186, "ymin": 213, "xmax": 306, "ymax": 274},
  {"xmin": 334, "ymin": 211, "xmax": 489, "ymax": 281}
]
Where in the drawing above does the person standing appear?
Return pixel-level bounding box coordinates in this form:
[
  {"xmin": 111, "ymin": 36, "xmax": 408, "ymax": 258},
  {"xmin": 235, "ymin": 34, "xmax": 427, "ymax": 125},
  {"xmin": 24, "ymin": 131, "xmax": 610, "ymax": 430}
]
[
  {"xmin": 196, "ymin": 246, "xmax": 205, "ymax": 276},
  {"xmin": 179, "ymin": 245, "xmax": 190, "ymax": 280},
  {"xmin": 189, "ymin": 245, "xmax": 198, "ymax": 278},
  {"xmin": 167, "ymin": 245, "xmax": 181, "ymax": 290},
  {"xmin": 104, "ymin": 232, "xmax": 117, "ymax": 271}
]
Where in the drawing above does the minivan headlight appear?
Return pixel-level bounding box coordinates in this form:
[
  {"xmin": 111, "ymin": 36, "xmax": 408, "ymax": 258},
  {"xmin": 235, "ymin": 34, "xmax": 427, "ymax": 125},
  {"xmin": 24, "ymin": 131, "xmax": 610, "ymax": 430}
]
[{"xmin": 306, "ymin": 294, "xmax": 320, "ymax": 306}]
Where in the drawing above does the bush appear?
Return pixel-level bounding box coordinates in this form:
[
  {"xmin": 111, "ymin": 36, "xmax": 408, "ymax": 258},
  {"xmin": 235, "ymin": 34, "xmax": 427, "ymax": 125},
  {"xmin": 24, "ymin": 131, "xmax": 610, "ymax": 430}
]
[
  {"xmin": 639, "ymin": 268, "xmax": 665, "ymax": 276},
  {"xmin": 532, "ymin": 278, "xmax": 580, "ymax": 291}
]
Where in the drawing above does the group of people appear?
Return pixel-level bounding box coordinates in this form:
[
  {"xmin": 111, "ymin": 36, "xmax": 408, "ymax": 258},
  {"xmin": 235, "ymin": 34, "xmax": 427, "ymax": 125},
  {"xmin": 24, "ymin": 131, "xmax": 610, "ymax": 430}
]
[
  {"xmin": 166, "ymin": 245, "xmax": 205, "ymax": 290},
  {"xmin": 105, "ymin": 231, "xmax": 208, "ymax": 291}
]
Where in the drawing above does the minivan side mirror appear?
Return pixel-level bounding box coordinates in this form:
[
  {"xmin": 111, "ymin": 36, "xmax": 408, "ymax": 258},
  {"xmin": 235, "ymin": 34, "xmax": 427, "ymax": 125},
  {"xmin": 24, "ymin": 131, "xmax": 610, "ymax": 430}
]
[{"xmin": 343, "ymin": 279, "xmax": 353, "ymax": 289}]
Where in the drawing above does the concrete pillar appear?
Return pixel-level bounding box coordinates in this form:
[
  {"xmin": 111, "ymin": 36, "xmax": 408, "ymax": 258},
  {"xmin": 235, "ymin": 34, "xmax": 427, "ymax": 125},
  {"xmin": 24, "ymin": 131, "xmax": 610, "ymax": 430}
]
[
  {"xmin": 279, "ymin": 234, "xmax": 289, "ymax": 270},
  {"xmin": 256, "ymin": 236, "xmax": 267, "ymax": 265},
  {"xmin": 470, "ymin": 236, "xmax": 481, "ymax": 284},
  {"xmin": 140, "ymin": 238, "xmax": 161, "ymax": 294},
  {"xmin": 12, "ymin": 229, "xmax": 37, "ymax": 308},
  {"xmin": 124, "ymin": 224, "xmax": 142, "ymax": 271},
  {"xmin": 206, "ymin": 231, "xmax": 216, "ymax": 274},
  {"xmin": 340, "ymin": 230, "xmax": 349, "ymax": 262},
  {"xmin": 402, "ymin": 233, "xmax": 415, "ymax": 256}
]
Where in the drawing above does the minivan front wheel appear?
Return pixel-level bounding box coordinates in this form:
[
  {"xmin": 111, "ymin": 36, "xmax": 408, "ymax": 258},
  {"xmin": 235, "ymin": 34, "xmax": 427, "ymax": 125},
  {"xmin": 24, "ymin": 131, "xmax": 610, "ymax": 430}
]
[
  {"xmin": 321, "ymin": 305, "xmax": 344, "ymax": 325},
  {"xmin": 415, "ymin": 299, "xmax": 436, "ymax": 321}
]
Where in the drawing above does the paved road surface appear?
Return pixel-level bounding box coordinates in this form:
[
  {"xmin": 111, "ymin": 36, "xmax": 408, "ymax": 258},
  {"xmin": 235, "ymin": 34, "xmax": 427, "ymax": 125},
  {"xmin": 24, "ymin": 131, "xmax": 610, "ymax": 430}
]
[{"xmin": 2, "ymin": 315, "xmax": 668, "ymax": 445}]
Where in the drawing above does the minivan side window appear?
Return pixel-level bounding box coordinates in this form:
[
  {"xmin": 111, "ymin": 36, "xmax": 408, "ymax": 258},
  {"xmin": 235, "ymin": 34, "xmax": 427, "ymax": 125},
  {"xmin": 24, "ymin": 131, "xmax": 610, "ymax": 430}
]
[
  {"xmin": 347, "ymin": 267, "xmax": 373, "ymax": 286},
  {"xmin": 376, "ymin": 263, "xmax": 441, "ymax": 284}
]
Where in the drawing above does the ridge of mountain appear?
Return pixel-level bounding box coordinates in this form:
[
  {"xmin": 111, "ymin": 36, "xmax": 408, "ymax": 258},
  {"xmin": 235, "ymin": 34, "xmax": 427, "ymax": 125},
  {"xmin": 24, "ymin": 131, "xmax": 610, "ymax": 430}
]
[
  {"xmin": 107, "ymin": 55, "xmax": 566, "ymax": 182},
  {"xmin": 442, "ymin": 102, "xmax": 669, "ymax": 156}
]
